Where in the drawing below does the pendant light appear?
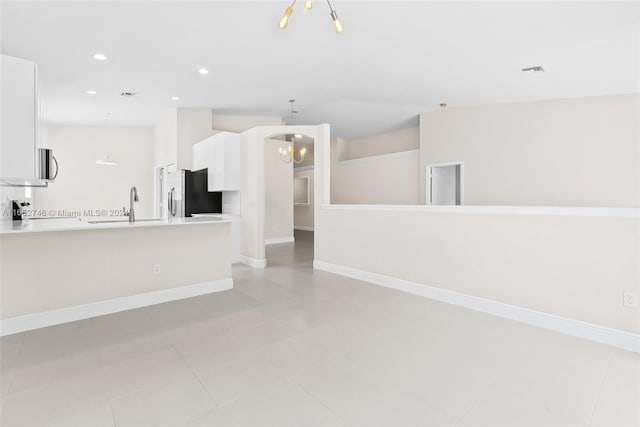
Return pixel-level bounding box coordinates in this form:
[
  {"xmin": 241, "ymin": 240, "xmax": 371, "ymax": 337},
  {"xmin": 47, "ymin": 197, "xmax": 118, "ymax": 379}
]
[
  {"xmin": 278, "ymin": 0, "xmax": 343, "ymax": 33},
  {"xmin": 279, "ymin": 134, "xmax": 307, "ymax": 164},
  {"xmin": 327, "ymin": 0, "xmax": 343, "ymax": 33},
  {"xmin": 279, "ymin": 0, "xmax": 295, "ymax": 29},
  {"xmin": 96, "ymin": 113, "xmax": 119, "ymax": 166}
]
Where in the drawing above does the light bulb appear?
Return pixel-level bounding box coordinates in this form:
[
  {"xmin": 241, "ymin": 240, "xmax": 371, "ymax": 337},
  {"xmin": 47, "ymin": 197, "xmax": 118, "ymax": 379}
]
[
  {"xmin": 304, "ymin": 0, "xmax": 313, "ymax": 9},
  {"xmin": 279, "ymin": 5, "xmax": 293, "ymax": 29},
  {"xmin": 330, "ymin": 10, "xmax": 343, "ymax": 33}
]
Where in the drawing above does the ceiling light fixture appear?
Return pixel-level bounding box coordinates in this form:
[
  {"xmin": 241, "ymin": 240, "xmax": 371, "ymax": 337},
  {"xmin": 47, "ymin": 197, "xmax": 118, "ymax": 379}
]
[
  {"xmin": 171, "ymin": 96, "xmax": 180, "ymax": 101},
  {"xmin": 279, "ymin": 135, "xmax": 307, "ymax": 164},
  {"xmin": 93, "ymin": 53, "xmax": 108, "ymax": 61},
  {"xmin": 278, "ymin": 0, "xmax": 343, "ymax": 33},
  {"xmin": 279, "ymin": 2, "xmax": 294, "ymax": 29},
  {"xmin": 278, "ymin": 101, "xmax": 306, "ymax": 164},
  {"xmin": 87, "ymin": 90, "xmax": 97, "ymax": 95},
  {"xmin": 96, "ymin": 114, "xmax": 119, "ymax": 166},
  {"xmin": 198, "ymin": 68, "xmax": 209, "ymax": 75}
]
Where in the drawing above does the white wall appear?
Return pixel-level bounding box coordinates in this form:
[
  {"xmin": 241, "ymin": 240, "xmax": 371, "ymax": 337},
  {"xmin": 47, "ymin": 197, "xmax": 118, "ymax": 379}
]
[
  {"xmin": 314, "ymin": 93, "xmax": 640, "ymax": 340},
  {"xmin": 345, "ymin": 127, "xmax": 419, "ymax": 160},
  {"xmin": 264, "ymin": 138, "xmax": 293, "ymax": 242},
  {"xmin": 331, "ymin": 139, "xmax": 421, "ymax": 205},
  {"xmin": 1, "ymin": 222, "xmax": 231, "ymax": 320},
  {"xmin": 330, "ymin": 128, "xmax": 421, "ymax": 205},
  {"xmin": 31, "ymin": 126, "xmax": 155, "ymax": 218},
  {"xmin": 212, "ymin": 114, "xmax": 283, "ymax": 133},
  {"xmin": 154, "ymin": 110, "xmax": 177, "ymax": 167},
  {"xmin": 176, "ymin": 108, "xmax": 216, "ymax": 171},
  {"xmin": 315, "ymin": 207, "xmax": 639, "ymax": 334},
  {"xmin": 294, "ymin": 168, "xmax": 314, "ymax": 229},
  {"xmin": 420, "ymin": 94, "xmax": 640, "ymax": 207}
]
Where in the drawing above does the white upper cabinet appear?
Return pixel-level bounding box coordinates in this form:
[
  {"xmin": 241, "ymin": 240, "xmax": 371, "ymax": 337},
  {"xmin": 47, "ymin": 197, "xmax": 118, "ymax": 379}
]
[
  {"xmin": 192, "ymin": 131, "xmax": 241, "ymax": 192},
  {"xmin": 0, "ymin": 55, "xmax": 39, "ymax": 185}
]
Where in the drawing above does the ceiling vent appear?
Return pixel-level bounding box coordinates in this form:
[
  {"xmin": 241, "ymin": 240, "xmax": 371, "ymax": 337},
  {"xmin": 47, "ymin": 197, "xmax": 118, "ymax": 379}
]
[
  {"xmin": 521, "ymin": 66, "xmax": 544, "ymax": 73},
  {"xmin": 120, "ymin": 92, "xmax": 138, "ymax": 97}
]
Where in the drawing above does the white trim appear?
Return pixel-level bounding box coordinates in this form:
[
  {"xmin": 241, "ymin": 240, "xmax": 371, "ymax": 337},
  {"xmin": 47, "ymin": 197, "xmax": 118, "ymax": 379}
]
[
  {"xmin": 427, "ymin": 161, "xmax": 464, "ymax": 206},
  {"xmin": 313, "ymin": 261, "xmax": 640, "ymax": 353},
  {"xmin": 322, "ymin": 204, "xmax": 640, "ymax": 218},
  {"xmin": 294, "ymin": 226, "xmax": 314, "ymax": 231},
  {"xmin": 239, "ymin": 254, "xmax": 267, "ymax": 268},
  {"xmin": 336, "ymin": 149, "xmax": 420, "ymax": 166},
  {"xmin": 0, "ymin": 278, "xmax": 233, "ymax": 336},
  {"xmin": 294, "ymin": 165, "xmax": 314, "ymax": 172},
  {"xmin": 265, "ymin": 236, "xmax": 295, "ymax": 245},
  {"xmin": 294, "ymin": 175, "xmax": 310, "ymax": 206}
]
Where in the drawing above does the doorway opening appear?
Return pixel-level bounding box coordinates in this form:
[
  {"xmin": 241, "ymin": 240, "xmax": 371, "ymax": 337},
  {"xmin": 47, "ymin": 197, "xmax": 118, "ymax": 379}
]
[
  {"xmin": 264, "ymin": 133, "xmax": 315, "ymax": 267},
  {"xmin": 427, "ymin": 162, "xmax": 464, "ymax": 206}
]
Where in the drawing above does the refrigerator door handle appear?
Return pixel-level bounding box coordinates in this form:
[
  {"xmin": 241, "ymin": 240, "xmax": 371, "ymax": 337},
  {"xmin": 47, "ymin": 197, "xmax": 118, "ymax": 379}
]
[{"xmin": 169, "ymin": 187, "xmax": 177, "ymax": 216}]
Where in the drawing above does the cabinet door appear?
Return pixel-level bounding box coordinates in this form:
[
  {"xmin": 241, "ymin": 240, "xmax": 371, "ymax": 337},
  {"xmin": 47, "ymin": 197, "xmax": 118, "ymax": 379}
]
[
  {"xmin": 208, "ymin": 134, "xmax": 226, "ymax": 191},
  {"xmin": 223, "ymin": 133, "xmax": 241, "ymax": 190},
  {"xmin": 192, "ymin": 135, "xmax": 215, "ymax": 171},
  {"xmin": 1, "ymin": 55, "xmax": 37, "ymax": 182}
]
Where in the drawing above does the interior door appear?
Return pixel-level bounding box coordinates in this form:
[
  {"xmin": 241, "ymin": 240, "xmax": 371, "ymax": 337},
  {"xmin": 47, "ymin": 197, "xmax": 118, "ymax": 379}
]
[{"xmin": 430, "ymin": 164, "xmax": 462, "ymax": 205}]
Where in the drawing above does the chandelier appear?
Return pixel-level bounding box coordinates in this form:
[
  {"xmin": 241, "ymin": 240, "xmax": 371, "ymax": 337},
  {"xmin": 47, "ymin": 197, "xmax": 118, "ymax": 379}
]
[
  {"xmin": 279, "ymin": 134, "xmax": 307, "ymax": 164},
  {"xmin": 279, "ymin": 0, "xmax": 343, "ymax": 33}
]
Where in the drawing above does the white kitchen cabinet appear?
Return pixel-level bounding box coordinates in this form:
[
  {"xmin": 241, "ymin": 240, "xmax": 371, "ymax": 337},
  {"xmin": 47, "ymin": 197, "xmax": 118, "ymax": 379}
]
[
  {"xmin": 0, "ymin": 55, "xmax": 40, "ymax": 185},
  {"xmin": 192, "ymin": 131, "xmax": 241, "ymax": 192}
]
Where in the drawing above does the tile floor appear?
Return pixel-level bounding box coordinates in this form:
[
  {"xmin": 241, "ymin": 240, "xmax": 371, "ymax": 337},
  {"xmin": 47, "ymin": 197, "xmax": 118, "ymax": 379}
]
[{"xmin": 0, "ymin": 231, "xmax": 638, "ymax": 426}]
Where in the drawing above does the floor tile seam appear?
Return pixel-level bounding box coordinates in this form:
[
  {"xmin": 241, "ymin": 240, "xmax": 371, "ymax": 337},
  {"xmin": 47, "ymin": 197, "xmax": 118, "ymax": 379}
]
[
  {"xmin": 585, "ymin": 351, "xmax": 613, "ymax": 426},
  {"xmin": 169, "ymin": 342, "xmax": 222, "ymax": 410},
  {"xmin": 283, "ymin": 372, "xmax": 349, "ymax": 425}
]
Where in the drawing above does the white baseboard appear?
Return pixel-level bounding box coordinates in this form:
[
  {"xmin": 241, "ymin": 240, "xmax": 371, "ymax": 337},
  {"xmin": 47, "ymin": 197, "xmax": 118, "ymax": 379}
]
[
  {"xmin": 313, "ymin": 260, "xmax": 640, "ymax": 353},
  {"xmin": 0, "ymin": 278, "xmax": 233, "ymax": 336},
  {"xmin": 294, "ymin": 226, "xmax": 315, "ymax": 232},
  {"xmin": 265, "ymin": 236, "xmax": 295, "ymax": 245},
  {"xmin": 239, "ymin": 255, "xmax": 267, "ymax": 268}
]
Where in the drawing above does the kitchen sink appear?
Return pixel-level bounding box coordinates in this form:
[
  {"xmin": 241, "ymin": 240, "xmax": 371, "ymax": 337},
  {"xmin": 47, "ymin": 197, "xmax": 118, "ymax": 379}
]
[{"xmin": 87, "ymin": 218, "xmax": 163, "ymax": 224}]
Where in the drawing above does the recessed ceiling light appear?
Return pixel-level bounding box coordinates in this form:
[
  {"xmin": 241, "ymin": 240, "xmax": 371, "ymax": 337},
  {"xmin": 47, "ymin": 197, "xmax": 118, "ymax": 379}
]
[
  {"xmin": 294, "ymin": 134, "xmax": 302, "ymax": 139},
  {"xmin": 171, "ymin": 96, "xmax": 180, "ymax": 101},
  {"xmin": 86, "ymin": 90, "xmax": 97, "ymax": 95},
  {"xmin": 93, "ymin": 53, "xmax": 108, "ymax": 61},
  {"xmin": 198, "ymin": 68, "xmax": 209, "ymax": 75}
]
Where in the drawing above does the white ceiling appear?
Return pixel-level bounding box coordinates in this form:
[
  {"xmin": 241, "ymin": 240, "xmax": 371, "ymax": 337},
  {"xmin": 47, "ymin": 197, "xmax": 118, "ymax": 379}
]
[{"xmin": 2, "ymin": 1, "xmax": 638, "ymax": 139}]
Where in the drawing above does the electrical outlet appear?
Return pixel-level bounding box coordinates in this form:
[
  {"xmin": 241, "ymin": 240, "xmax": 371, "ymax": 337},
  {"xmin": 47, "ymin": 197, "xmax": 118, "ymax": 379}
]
[
  {"xmin": 623, "ymin": 292, "xmax": 638, "ymax": 308},
  {"xmin": 152, "ymin": 264, "xmax": 161, "ymax": 275}
]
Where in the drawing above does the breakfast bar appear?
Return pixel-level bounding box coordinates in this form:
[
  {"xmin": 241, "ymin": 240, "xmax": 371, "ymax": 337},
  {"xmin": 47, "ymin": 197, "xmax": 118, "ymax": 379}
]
[{"xmin": 0, "ymin": 217, "xmax": 233, "ymax": 335}]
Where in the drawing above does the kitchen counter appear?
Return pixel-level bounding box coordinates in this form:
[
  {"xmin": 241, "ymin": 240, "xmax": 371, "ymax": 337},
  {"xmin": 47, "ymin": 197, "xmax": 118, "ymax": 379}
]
[
  {"xmin": 1, "ymin": 217, "xmax": 233, "ymax": 335},
  {"xmin": 0, "ymin": 216, "xmax": 231, "ymax": 235}
]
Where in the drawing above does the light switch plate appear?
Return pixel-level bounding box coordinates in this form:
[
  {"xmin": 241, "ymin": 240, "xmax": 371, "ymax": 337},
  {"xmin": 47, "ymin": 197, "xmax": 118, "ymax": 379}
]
[
  {"xmin": 152, "ymin": 264, "xmax": 161, "ymax": 275},
  {"xmin": 623, "ymin": 292, "xmax": 638, "ymax": 308}
]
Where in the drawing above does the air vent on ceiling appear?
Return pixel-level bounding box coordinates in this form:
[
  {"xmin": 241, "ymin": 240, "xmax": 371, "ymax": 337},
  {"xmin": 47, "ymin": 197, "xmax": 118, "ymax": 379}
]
[
  {"xmin": 120, "ymin": 92, "xmax": 138, "ymax": 97},
  {"xmin": 521, "ymin": 66, "xmax": 544, "ymax": 73}
]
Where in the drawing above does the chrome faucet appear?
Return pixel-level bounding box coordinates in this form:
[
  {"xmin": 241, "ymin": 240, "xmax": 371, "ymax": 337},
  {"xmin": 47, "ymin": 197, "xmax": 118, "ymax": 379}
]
[{"xmin": 129, "ymin": 186, "xmax": 139, "ymax": 223}]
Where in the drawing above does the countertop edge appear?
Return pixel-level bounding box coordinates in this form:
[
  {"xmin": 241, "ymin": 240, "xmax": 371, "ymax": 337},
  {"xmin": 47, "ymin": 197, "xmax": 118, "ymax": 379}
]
[{"xmin": 0, "ymin": 218, "xmax": 233, "ymax": 235}]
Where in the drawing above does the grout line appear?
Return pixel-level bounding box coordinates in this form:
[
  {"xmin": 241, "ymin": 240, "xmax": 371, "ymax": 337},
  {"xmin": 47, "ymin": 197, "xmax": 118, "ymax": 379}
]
[
  {"xmin": 285, "ymin": 372, "xmax": 349, "ymax": 425},
  {"xmin": 586, "ymin": 350, "xmax": 613, "ymax": 426}
]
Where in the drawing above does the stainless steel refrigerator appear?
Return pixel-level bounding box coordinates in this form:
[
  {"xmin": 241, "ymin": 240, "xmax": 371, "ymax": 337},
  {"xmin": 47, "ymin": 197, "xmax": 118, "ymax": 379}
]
[{"xmin": 166, "ymin": 169, "xmax": 222, "ymax": 217}]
